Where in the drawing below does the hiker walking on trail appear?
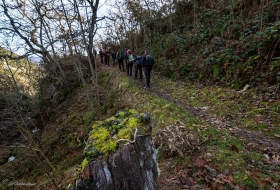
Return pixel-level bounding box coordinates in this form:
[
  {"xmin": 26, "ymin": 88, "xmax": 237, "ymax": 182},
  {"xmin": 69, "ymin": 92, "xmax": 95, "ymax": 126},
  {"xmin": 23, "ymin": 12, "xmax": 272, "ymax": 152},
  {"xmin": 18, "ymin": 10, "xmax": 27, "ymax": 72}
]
[
  {"xmin": 124, "ymin": 49, "xmax": 129, "ymax": 65},
  {"xmin": 111, "ymin": 50, "xmax": 116, "ymax": 66},
  {"xmin": 142, "ymin": 51, "xmax": 154, "ymax": 88},
  {"xmin": 99, "ymin": 49, "xmax": 104, "ymax": 64},
  {"xmin": 127, "ymin": 50, "xmax": 134, "ymax": 76},
  {"xmin": 116, "ymin": 49, "xmax": 124, "ymax": 72},
  {"xmin": 105, "ymin": 51, "xmax": 110, "ymax": 66},
  {"xmin": 134, "ymin": 52, "xmax": 143, "ymax": 81}
]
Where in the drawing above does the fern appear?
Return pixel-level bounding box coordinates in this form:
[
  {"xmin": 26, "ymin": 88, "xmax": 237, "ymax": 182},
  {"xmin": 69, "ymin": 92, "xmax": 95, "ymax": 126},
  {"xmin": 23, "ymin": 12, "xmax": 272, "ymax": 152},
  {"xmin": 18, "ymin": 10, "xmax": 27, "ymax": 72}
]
[{"xmin": 213, "ymin": 65, "xmax": 219, "ymax": 78}]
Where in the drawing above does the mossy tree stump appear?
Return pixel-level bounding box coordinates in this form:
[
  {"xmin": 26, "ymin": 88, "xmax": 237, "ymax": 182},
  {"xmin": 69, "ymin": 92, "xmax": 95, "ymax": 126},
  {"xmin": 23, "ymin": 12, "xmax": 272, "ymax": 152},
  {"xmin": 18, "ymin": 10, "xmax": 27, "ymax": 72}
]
[{"xmin": 75, "ymin": 110, "xmax": 158, "ymax": 190}]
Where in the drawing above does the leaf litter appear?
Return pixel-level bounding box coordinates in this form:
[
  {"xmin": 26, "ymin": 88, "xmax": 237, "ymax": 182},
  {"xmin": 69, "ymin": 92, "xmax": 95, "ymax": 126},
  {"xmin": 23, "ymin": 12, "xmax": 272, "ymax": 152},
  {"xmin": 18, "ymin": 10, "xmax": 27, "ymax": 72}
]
[
  {"xmin": 147, "ymin": 79, "xmax": 280, "ymax": 189},
  {"xmin": 101, "ymin": 65, "xmax": 280, "ymax": 189}
]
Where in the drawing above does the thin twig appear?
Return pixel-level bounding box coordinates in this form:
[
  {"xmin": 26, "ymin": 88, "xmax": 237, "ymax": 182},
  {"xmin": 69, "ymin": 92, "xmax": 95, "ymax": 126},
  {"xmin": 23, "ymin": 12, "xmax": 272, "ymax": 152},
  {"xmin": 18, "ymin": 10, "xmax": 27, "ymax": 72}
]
[
  {"xmin": 117, "ymin": 128, "xmax": 138, "ymax": 144},
  {"xmin": 0, "ymin": 144, "xmax": 40, "ymax": 151}
]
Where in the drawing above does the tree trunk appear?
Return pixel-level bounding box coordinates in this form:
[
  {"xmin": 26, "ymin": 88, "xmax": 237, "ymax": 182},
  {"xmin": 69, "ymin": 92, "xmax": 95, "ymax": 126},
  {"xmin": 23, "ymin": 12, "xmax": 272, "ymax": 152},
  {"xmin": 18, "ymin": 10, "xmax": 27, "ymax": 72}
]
[{"xmin": 76, "ymin": 135, "xmax": 158, "ymax": 190}]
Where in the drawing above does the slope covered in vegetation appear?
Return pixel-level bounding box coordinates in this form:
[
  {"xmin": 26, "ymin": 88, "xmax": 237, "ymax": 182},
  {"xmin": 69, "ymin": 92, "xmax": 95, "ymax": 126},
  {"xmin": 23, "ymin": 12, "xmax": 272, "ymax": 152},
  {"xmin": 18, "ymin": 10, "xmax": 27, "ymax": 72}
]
[
  {"xmin": 1, "ymin": 55, "xmax": 279, "ymax": 189},
  {"xmin": 0, "ymin": 48, "xmax": 41, "ymax": 163},
  {"xmin": 96, "ymin": 1, "xmax": 276, "ymax": 88}
]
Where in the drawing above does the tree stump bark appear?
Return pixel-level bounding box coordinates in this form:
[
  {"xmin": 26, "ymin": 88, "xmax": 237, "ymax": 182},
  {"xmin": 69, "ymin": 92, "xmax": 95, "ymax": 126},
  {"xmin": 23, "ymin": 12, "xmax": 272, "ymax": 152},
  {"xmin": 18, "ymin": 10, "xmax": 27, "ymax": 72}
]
[{"xmin": 75, "ymin": 134, "xmax": 158, "ymax": 190}]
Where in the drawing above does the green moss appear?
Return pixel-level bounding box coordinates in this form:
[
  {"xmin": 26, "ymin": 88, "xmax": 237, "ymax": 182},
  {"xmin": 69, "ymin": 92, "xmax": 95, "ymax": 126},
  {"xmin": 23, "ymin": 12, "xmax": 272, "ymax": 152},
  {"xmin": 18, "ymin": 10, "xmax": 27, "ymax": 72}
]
[
  {"xmin": 78, "ymin": 109, "xmax": 151, "ymax": 176},
  {"xmin": 92, "ymin": 121, "xmax": 103, "ymax": 129},
  {"xmin": 83, "ymin": 109, "xmax": 150, "ymax": 161},
  {"xmin": 99, "ymin": 140, "xmax": 117, "ymax": 154},
  {"xmin": 118, "ymin": 128, "xmax": 133, "ymax": 139},
  {"xmin": 90, "ymin": 128, "xmax": 110, "ymax": 143},
  {"xmin": 81, "ymin": 158, "xmax": 89, "ymax": 170},
  {"xmin": 126, "ymin": 117, "xmax": 139, "ymax": 128}
]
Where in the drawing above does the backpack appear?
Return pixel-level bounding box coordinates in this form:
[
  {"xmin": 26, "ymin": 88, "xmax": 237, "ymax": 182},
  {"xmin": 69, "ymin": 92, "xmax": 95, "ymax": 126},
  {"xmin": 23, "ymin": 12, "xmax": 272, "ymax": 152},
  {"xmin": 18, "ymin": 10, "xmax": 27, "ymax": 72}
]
[
  {"xmin": 137, "ymin": 56, "xmax": 144, "ymax": 65},
  {"xmin": 124, "ymin": 52, "xmax": 129, "ymax": 60},
  {"xmin": 145, "ymin": 55, "xmax": 154, "ymax": 66},
  {"xmin": 118, "ymin": 50, "xmax": 123, "ymax": 59},
  {"xmin": 105, "ymin": 53, "xmax": 110, "ymax": 60},
  {"xmin": 128, "ymin": 54, "xmax": 134, "ymax": 63}
]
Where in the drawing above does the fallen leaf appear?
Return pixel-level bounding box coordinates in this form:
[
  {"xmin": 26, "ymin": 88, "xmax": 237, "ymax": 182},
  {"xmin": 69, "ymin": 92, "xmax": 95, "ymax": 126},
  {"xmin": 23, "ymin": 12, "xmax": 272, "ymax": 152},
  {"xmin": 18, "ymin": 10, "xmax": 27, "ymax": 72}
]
[
  {"xmin": 225, "ymin": 175, "xmax": 234, "ymax": 183},
  {"xmin": 210, "ymin": 181, "xmax": 217, "ymax": 190},
  {"xmin": 204, "ymin": 165, "xmax": 216, "ymax": 174},
  {"xmin": 258, "ymin": 179, "xmax": 270, "ymax": 187},
  {"xmin": 178, "ymin": 172, "xmax": 193, "ymax": 186},
  {"xmin": 272, "ymin": 155, "xmax": 280, "ymax": 163},
  {"xmin": 228, "ymin": 128, "xmax": 236, "ymax": 134},
  {"xmin": 194, "ymin": 158, "xmax": 208, "ymax": 167},
  {"xmin": 193, "ymin": 169, "xmax": 206, "ymax": 177},
  {"xmin": 264, "ymin": 154, "xmax": 270, "ymax": 160},
  {"xmin": 231, "ymin": 145, "xmax": 239, "ymax": 153}
]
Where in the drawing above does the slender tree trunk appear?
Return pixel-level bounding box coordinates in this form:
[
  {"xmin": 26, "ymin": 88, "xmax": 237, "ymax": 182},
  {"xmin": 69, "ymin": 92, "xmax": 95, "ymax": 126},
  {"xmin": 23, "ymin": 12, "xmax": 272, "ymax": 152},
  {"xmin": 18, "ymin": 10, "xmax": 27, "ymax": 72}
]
[{"xmin": 73, "ymin": 0, "xmax": 98, "ymax": 85}]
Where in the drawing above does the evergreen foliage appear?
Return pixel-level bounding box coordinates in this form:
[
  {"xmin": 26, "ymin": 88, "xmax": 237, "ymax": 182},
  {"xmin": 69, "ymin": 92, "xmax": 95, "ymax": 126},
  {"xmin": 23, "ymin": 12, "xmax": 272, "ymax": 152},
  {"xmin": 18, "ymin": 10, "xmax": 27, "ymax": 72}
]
[{"xmin": 103, "ymin": 0, "xmax": 280, "ymax": 88}]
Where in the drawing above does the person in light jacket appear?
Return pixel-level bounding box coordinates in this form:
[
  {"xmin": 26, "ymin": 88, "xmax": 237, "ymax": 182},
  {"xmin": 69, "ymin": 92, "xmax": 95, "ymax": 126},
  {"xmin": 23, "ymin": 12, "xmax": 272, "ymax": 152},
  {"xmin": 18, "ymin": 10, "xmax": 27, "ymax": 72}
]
[{"xmin": 126, "ymin": 50, "xmax": 134, "ymax": 76}]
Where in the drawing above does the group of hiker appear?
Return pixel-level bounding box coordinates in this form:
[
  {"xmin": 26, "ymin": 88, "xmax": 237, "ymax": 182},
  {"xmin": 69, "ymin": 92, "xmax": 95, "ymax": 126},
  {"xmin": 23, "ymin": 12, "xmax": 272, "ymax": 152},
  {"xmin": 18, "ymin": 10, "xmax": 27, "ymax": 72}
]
[{"xmin": 98, "ymin": 48, "xmax": 154, "ymax": 88}]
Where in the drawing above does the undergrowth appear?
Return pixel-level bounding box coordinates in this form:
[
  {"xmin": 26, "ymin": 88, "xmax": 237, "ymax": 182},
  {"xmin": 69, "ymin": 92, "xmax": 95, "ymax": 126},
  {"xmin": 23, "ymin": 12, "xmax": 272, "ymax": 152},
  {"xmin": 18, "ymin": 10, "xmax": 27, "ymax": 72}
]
[
  {"xmin": 146, "ymin": 1, "xmax": 280, "ymax": 89},
  {"xmin": 1, "ymin": 62, "xmax": 279, "ymax": 189},
  {"xmin": 107, "ymin": 68, "xmax": 280, "ymax": 189}
]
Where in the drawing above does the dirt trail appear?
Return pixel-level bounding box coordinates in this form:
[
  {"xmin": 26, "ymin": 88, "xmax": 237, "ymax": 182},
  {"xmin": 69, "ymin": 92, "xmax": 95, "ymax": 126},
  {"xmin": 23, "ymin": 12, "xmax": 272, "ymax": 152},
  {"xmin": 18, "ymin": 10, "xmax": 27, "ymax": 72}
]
[
  {"xmin": 100, "ymin": 61, "xmax": 280, "ymax": 160},
  {"xmin": 148, "ymin": 86, "xmax": 280, "ymax": 156}
]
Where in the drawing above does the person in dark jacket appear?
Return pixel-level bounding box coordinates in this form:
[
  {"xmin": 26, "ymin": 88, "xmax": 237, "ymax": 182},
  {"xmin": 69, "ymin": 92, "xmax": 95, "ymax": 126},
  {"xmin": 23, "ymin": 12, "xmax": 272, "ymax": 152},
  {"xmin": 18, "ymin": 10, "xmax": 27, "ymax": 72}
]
[
  {"xmin": 111, "ymin": 50, "xmax": 116, "ymax": 66},
  {"xmin": 99, "ymin": 49, "xmax": 104, "ymax": 64},
  {"xmin": 117, "ymin": 49, "xmax": 124, "ymax": 72},
  {"xmin": 105, "ymin": 51, "xmax": 110, "ymax": 66},
  {"xmin": 142, "ymin": 51, "xmax": 154, "ymax": 88},
  {"xmin": 134, "ymin": 52, "xmax": 143, "ymax": 81}
]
